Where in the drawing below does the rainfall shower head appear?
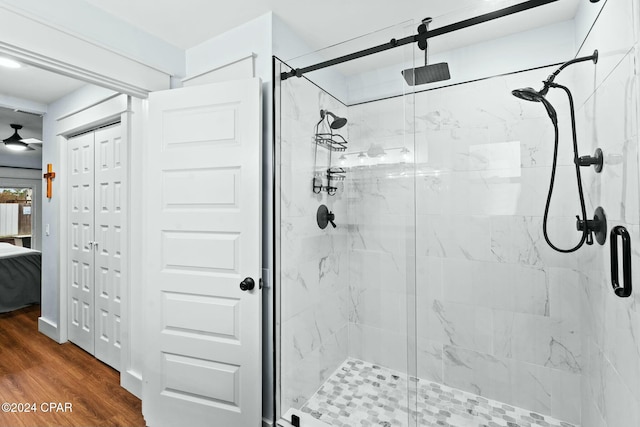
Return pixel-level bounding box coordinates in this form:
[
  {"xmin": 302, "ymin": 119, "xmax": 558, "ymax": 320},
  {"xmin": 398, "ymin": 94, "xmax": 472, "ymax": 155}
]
[
  {"xmin": 321, "ymin": 110, "xmax": 348, "ymax": 129},
  {"xmin": 402, "ymin": 63, "xmax": 451, "ymax": 86},
  {"xmin": 402, "ymin": 17, "xmax": 451, "ymax": 86}
]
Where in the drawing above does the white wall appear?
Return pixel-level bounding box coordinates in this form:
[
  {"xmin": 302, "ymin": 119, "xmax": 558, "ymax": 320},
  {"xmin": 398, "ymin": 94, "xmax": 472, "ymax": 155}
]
[{"xmin": 39, "ymin": 84, "xmax": 117, "ymax": 331}]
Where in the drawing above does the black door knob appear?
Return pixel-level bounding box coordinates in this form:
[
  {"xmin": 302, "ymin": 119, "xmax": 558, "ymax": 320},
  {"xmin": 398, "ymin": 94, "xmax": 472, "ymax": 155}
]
[{"xmin": 240, "ymin": 277, "xmax": 255, "ymax": 291}]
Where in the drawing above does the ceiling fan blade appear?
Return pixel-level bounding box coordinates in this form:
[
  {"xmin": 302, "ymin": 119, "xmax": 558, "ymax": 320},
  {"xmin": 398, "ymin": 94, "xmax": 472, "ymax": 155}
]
[{"xmin": 20, "ymin": 138, "xmax": 42, "ymax": 144}]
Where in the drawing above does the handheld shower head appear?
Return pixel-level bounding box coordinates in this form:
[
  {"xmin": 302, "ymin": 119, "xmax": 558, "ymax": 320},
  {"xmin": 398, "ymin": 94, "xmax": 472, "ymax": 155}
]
[
  {"xmin": 512, "ymin": 87, "xmax": 545, "ymax": 102},
  {"xmin": 321, "ymin": 110, "xmax": 348, "ymax": 129},
  {"xmin": 511, "ymin": 86, "xmax": 557, "ymax": 125}
]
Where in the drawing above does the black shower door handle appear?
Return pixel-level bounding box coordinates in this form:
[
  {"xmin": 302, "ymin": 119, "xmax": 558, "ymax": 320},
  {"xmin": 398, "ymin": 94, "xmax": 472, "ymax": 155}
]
[{"xmin": 610, "ymin": 225, "xmax": 632, "ymax": 298}]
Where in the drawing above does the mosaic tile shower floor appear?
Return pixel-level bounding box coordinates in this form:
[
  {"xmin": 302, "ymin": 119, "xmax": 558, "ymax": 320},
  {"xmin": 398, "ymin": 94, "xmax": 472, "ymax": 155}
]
[{"xmin": 300, "ymin": 359, "xmax": 576, "ymax": 427}]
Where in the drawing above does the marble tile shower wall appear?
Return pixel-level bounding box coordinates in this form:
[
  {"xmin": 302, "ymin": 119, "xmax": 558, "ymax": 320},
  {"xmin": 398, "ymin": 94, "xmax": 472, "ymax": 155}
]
[
  {"xmin": 572, "ymin": 0, "xmax": 640, "ymax": 425},
  {"xmin": 279, "ymin": 75, "xmax": 350, "ymax": 411},
  {"xmin": 346, "ymin": 95, "xmax": 415, "ymax": 374},
  {"xmin": 348, "ymin": 69, "xmax": 584, "ymax": 424}
]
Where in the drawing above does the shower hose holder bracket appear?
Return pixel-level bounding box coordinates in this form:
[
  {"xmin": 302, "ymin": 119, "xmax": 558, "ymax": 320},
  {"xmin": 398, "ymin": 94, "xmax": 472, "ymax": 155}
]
[
  {"xmin": 576, "ymin": 206, "xmax": 607, "ymax": 245},
  {"xmin": 577, "ymin": 148, "xmax": 604, "ymax": 173}
]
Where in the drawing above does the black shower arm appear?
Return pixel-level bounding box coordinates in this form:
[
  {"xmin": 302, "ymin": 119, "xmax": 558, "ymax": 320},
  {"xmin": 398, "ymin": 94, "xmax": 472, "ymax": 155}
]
[{"xmin": 543, "ymin": 50, "xmax": 598, "ymax": 88}]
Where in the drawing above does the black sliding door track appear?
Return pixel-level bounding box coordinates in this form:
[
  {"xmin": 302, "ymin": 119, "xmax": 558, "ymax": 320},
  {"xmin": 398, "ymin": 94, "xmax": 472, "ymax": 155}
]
[{"xmin": 281, "ymin": 0, "xmax": 558, "ymax": 80}]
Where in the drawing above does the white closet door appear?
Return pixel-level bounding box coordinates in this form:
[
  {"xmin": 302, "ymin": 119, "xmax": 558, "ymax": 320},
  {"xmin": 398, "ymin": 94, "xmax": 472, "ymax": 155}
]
[
  {"xmin": 143, "ymin": 79, "xmax": 262, "ymax": 427},
  {"xmin": 94, "ymin": 124, "xmax": 124, "ymax": 370},
  {"xmin": 68, "ymin": 132, "xmax": 96, "ymax": 354}
]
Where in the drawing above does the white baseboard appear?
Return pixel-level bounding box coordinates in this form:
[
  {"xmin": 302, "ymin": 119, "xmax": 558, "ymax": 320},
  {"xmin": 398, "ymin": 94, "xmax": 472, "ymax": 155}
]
[
  {"xmin": 121, "ymin": 369, "xmax": 142, "ymax": 399},
  {"xmin": 38, "ymin": 316, "xmax": 61, "ymax": 343}
]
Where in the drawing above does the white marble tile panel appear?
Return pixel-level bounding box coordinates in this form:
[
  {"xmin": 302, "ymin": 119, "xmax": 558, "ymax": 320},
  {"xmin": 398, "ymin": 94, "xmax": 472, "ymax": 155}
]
[
  {"xmin": 349, "ymin": 215, "xmax": 415, "ymax": 258},
  {"xmin": 281, "ymin": 325, "xmax": 349, "ymax": 413},
  {"xmin": 422, "ymin": 300, "xmax": 493, "ymax": 354},
  {"xmin": 493, "ymin": 310, "xmax": 581, "ymax": 374},
  {"xmin": 347, "ymin": 172, "xmax": 414, "ymax": 218},
  {"xmin": 348, "ymin": 322, "xmax": 408, "ymax": 374},
  {"xmin": 443, "ymin": 345, "xmax": 512, "ymax": 404},
  {"xmin": 282, "ymin": 347, "xmax": 321, "ymax": 411},
  {"xmin": 550, "ymin": 369, "xmax": 581, "ymax": 424},
  {"xmin": 510, "ymin": 360, "xmax": 552, "ymax": 416},
  {"xmin": 415, "ymin": 169, "xmax": 449, "ymax": 216},
  {"xmin": 281, "ymin": 216, "xmax": 348, "ymax": 263},
  {"xmin": 282, "ymin": 307, "xmax": 323, "ymax": 365},
  {"xmin": 602, "ymin": 354, "xmax": 640, "ymax": 427},
  {"xmin": 574, "ymin": 0, "xmax": 637, "ymax": 108},
  {"xmin": 578, "ymin": 51, "xmax": 638, "ymax": 150},
  {"xmin": 416, "ymin": 338, "xmax": 444, "ymax": 384},
  {"xmin": 281, "ymin": 260, "xmax": 319, "ymax": 322},
  {"xmin": 417, "ymin": 214, "xmax": 493, "ymax": 261},
  {"xmin": 548, "ymin": 267, "xmax": 581, "ymax": 322},
  {"xmin": 479, "ymin": 262, "xmax": 550, "ymax": 316},
  {"xmin": 440, "ymin": 258, "xmax": 476, "ymax": 306},
  {"xmin": 490, "ymin": 215, "xmax": 580, "ymax": 268},
  {"xmin": 350, "ymin": 287, "xmax": 408, "ymax": 334},
  {"xmin": 604, "ymin": 301, "xmax": 640, "ymax": 399},
  {"xmin": 416, "ymin": 256, "xmax": 443, "ymax": 302},
  {"xmin": 348, "ymin": 250, "xmax": 409, "ymax": 294}
]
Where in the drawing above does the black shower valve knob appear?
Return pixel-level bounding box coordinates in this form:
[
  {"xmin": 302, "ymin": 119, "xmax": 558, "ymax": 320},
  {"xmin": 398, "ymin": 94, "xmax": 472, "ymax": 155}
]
[
  {"xmin": 576, "ymin": 148, "xmax": 603, "ymax": 173},
  {"xmin": 576, "ymin": 217, "xmax": 596, "ymax": 245},
  {"xmin": 576, "ymin": 207, "xmax": 608, "ymax": 246},
  {"xmin": 327, "ymin": 211, "xmax": 337, "ymax": 228},
  {"xmin": 317, "ymin": 204, "xmax": 337, "ymax": 230}
]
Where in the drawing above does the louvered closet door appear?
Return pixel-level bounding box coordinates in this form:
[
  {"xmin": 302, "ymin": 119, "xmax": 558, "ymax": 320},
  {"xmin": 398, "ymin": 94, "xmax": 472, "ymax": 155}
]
[
  {"xmin": 68, "ymin": 132, "xmax": 96, "ymax": 355},
  {"xmin": 93, "ymin": 124, "xmax": 124, "ymax": 371},
  {"xmin": 67, "ymin": 124, "xmax": 124, "ymax": 371}
]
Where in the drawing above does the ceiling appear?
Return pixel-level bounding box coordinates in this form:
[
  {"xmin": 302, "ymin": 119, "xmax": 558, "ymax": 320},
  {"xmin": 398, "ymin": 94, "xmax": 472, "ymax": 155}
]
[
  {"xmin": 0, "ymin": 108, "xmax": 43, "ymax": 166},
  {"xmin": 0, "ymin": 65, "xmax": 86, "ymax": 105}
]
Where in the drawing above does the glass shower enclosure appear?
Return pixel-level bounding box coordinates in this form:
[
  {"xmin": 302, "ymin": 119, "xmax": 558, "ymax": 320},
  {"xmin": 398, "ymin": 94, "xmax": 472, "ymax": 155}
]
[
  {"xmin": 274, "ymin": 20, "xmax": 419, "ymax": 426},
  {"xmin": 274, "ymin": 1, "xmax": 637, "ymax": 426}
]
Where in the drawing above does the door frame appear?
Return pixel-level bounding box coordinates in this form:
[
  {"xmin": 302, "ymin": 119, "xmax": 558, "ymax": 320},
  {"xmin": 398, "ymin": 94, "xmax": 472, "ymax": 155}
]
[
  {"xmin": 0, "ymin": 11, "xmax": 164, "ymax": 399},
  {"xmin": 55, "ymin": 94, "xmax": 142, "ymax": 396},
  {"xmin": 0, "ymin": 4, "xmax": 170, "ymax": 98}
]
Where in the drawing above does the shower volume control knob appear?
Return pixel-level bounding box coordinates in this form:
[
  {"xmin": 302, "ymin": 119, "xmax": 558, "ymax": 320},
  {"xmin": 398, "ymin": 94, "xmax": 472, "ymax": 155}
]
[{"xmin": 240, "ymin": 277, "xmax": 255, "ymax": 291}]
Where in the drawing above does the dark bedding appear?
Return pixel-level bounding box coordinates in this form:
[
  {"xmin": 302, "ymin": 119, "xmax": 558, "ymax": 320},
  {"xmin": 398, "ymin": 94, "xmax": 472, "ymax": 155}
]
[{"xmin": 0, "ymin": 251, "xmax": 41, "ymax": 312}]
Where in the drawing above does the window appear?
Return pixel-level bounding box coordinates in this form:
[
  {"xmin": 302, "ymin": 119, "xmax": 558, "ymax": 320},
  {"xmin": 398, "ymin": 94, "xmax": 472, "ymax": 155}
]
[{"xmin": 0, "ymin": 187, "xmax": 33, "ymax": 248}]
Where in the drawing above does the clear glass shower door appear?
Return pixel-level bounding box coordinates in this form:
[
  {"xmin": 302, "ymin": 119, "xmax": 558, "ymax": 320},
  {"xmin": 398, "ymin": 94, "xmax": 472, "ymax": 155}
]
[{"xmin": 275, "ymin": 20, "xmax": 419, "ymax": 427}]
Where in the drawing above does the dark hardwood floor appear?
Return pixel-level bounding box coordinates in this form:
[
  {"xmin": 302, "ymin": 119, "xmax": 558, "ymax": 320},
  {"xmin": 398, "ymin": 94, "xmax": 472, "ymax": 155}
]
[{"xmin": 0, "ymin": 305, "xmax": 145, "ymax": 427}]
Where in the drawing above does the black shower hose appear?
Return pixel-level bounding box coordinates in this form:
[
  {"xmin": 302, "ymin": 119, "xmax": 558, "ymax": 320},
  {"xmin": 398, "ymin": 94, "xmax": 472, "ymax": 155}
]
[{"xmin": 542, "ymin": 82, "xmax": 589, "ymax": 253}]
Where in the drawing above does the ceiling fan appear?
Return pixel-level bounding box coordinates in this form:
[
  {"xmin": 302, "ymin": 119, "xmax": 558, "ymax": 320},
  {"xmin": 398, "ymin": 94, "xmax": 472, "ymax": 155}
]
[{"xmin": 3, "ymin": 124, "xmax": 42, "ymax": 151}]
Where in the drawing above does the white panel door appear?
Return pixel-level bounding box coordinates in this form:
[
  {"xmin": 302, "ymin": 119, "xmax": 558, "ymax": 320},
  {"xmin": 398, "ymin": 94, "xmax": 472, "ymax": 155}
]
[
  {"xmin": 94, "ymin": 124, "xmax": 124, "ymax": 370},
  {"xmin": 143, "ymin": 79, "xmax": 262, "ymax": 427},
  {"xmin": 68, "ymin": 132, "xmax": 95, "ymax": 354}
]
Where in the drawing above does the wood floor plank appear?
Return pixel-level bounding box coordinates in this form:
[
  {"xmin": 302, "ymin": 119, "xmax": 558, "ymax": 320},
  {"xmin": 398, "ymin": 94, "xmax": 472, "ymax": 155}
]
[{"xmin": 0, "ymin": 305, "xmax": 145, "ymax": 427}]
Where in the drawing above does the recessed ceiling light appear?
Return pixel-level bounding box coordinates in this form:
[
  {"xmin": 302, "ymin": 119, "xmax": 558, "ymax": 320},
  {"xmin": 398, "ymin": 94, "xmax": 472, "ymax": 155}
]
[{"xmin": 0, "ymin": 57, "xmax": 21, "ymax": 69}]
